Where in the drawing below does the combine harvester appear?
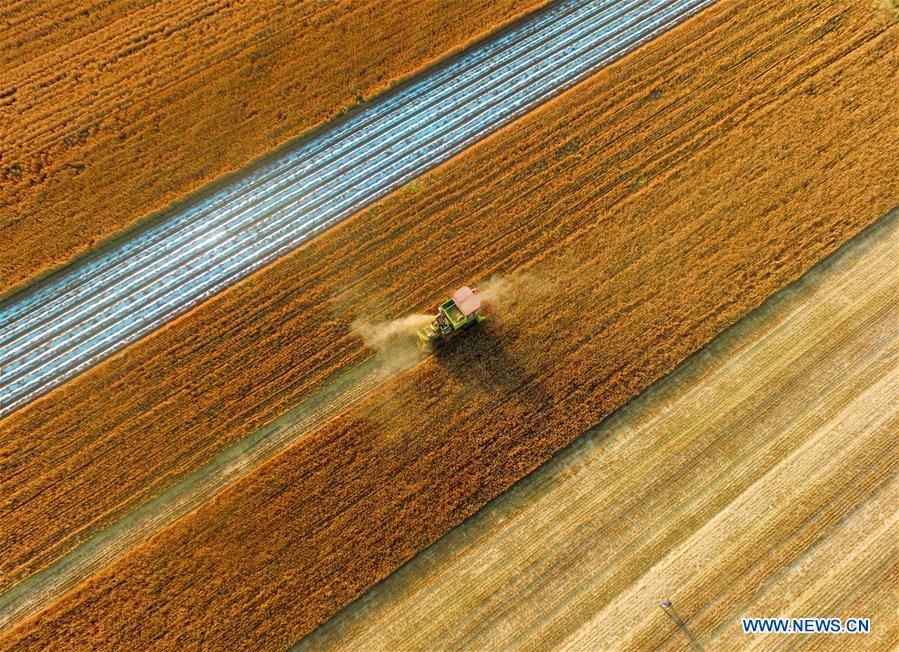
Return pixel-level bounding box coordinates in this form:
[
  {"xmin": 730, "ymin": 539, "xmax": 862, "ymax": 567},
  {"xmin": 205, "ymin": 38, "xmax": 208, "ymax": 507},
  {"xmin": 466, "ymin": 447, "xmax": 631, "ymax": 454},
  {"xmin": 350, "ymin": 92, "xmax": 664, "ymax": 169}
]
[{"xmin": 418, "ymin": 286, "xmax": 490, "ymax": 352}]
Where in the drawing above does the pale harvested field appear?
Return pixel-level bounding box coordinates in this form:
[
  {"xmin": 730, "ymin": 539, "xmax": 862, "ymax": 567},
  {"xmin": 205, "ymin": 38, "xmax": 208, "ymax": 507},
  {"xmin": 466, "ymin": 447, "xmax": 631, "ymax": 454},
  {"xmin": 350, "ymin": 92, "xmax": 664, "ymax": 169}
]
[
  {"xmin": 300, "ymin": 210, "xmax": 898, "ymax": 651},
  {"xmin": 0, "ymin": 0, "xmax": 548, "ymax": 296}
]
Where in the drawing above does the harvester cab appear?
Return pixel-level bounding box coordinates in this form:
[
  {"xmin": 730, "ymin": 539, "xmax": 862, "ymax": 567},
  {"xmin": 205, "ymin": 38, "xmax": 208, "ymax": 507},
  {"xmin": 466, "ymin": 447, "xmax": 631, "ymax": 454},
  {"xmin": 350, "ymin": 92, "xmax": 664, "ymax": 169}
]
[{"xmin": 418, "ymin": 286, "xmax": 489, "ymax": 352}]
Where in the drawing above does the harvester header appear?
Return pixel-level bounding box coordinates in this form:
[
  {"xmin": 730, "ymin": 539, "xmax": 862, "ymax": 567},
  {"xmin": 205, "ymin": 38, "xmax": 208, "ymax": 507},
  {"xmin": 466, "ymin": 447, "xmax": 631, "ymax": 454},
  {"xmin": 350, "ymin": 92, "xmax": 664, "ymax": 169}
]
[{"xmin": 418, "ymin": 285, "xmax": 489, "ymax": 352}]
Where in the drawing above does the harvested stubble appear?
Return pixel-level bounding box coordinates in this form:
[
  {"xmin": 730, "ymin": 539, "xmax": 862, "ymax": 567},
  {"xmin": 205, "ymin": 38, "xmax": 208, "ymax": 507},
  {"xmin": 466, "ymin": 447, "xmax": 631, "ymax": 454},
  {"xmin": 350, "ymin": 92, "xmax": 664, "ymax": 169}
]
[
  {"xmin": 0, "ymin": 0, "xmax": 549, "ymax": 296},
  {"xmin": 1, "ymin": 0, "xmax": 897, "ymax": 647}
]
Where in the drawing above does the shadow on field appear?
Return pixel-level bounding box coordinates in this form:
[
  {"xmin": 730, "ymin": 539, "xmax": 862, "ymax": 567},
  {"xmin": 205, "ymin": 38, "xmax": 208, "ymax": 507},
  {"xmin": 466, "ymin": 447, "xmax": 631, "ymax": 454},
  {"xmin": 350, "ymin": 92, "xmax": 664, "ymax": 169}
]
[{"xmin": 432, "ymin": 323, "xmax": 547, "ymax": 405}]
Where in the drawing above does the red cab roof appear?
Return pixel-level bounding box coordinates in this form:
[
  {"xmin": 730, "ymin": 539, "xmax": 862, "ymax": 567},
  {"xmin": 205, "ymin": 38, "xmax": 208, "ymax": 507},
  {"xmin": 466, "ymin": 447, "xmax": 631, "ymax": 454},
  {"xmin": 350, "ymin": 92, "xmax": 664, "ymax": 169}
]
[{"xmin": 452, "ymin": 286, "xmax": 481, "ymax": 317}]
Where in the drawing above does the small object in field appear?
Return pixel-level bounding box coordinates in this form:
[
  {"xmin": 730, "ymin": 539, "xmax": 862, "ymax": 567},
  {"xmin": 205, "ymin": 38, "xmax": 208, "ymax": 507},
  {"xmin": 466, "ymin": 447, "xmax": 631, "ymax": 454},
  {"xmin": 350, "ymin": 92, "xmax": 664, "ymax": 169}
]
[
  {"xmin": 417, "ymin": 285, "xmax": 490, "ymax": 352},
  {"xmin": 659, "ymin": 599, "xmax": 704, "ymax": 651}
]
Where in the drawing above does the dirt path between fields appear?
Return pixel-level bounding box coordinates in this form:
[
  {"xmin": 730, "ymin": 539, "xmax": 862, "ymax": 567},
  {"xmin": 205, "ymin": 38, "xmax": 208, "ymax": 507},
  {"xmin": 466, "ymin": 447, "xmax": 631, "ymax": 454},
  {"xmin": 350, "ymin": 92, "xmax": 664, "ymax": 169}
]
[{"xmin": 298, "ymin": 209, "xmax": 898, "ymax": 651}]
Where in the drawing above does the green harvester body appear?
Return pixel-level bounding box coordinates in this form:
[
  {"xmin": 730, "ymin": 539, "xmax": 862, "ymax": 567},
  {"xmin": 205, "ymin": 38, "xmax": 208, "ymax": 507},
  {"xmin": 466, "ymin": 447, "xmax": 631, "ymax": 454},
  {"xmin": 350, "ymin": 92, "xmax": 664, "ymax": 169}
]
[{"xmin": 418, "ymin": 286, "xmax": 488, "ymax": 351}]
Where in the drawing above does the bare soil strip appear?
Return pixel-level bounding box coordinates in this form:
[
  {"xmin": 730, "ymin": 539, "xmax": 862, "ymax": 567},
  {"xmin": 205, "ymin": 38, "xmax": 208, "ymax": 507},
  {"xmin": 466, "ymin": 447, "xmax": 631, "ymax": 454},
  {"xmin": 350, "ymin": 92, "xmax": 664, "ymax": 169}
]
[
  {"xmin": 0, "ymin": 0, "xmax": 896, "ymax": 647},
  {"xmin": 298, "ymin": 210, "xmax": 898, "ymax": 651},
  {"xmin": 0, "ymin": 0, "xmax": 548, "ymax": 296}
]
